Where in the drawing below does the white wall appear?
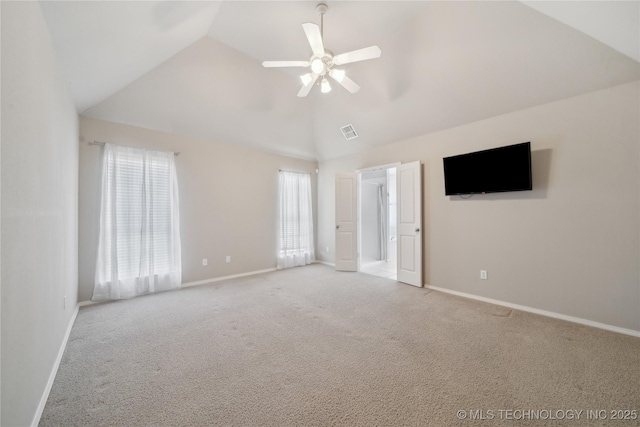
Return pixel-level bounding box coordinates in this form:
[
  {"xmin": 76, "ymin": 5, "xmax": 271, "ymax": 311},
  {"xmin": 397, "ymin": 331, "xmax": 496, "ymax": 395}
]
[
  {"xmin": 1, "ymin": 2, "xmax": 79, "ymax": 425},
  {"xmin": 361, "ymin": 173, "xmax": 386, "ymax": 261},
  {"xmin": 360, "ymin": 183, "xmax": 379, "ymax": 261},
  {"xmin": 78, "ymin": 117, "xmax": 318, "ymax": 302},
  {"xmin": 317, "ymin": 81, "xmax": 640, "ymax": 332}
]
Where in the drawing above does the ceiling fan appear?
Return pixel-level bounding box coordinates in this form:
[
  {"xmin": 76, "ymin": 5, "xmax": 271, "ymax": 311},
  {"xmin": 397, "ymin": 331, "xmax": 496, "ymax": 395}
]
[{"xmin": 262, "ymin": 3, "xmax": 381, "ymax": 97}]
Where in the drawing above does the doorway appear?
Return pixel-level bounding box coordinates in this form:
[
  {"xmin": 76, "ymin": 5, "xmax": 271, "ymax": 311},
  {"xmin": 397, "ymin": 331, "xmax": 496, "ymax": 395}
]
[
  {"xmin": 335, "ymin": 161, "xmax": 422, "ymax": 287},
  {"xmin": 359, "ymin": 167, "xmax": 397, "ymax": 280}
]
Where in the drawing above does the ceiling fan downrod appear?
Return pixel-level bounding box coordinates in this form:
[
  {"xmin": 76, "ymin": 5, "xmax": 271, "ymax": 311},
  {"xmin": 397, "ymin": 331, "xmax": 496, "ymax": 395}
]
[{"xmin": 317, "ymin": 3, "xmax": 328, "ymax": 39}]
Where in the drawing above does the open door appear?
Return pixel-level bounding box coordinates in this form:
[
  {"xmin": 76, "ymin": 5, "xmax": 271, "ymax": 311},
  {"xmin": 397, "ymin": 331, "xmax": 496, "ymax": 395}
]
[
  {"xmin": 335, "ymin": 173, "xmax": 358, "ymax": 271},
  {"xmin": 397, "ymin": 162, "xmax": 422, "ymax": 287}
]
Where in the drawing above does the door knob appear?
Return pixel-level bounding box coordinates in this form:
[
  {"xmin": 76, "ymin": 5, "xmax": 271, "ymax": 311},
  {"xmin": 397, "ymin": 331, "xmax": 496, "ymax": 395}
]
[
  {"xmin": 415, "ymin": 228, "xmax": 420, "ymax": 232},
  {"xmin": 336, "ymin": 225, "xmax": 340, "ymax": 229}
]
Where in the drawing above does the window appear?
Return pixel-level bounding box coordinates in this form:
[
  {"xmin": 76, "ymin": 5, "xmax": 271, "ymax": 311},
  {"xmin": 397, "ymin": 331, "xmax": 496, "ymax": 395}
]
[
  {"xmin": 93, "ymin": 143, "xmax": 182, "ymax": 300},
  {"xmin": 277, "ymin": 171, "xmax": 314, "ymax": 269}
]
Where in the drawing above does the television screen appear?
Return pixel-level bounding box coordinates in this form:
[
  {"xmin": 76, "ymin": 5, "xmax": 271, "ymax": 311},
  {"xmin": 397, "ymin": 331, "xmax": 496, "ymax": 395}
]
[{"xmin": 443, "ymin": 142, "xmax": 532, "ymax": 195}]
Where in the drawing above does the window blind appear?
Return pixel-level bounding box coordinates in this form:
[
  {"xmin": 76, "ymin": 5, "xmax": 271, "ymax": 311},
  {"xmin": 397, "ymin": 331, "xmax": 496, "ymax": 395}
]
[
  {"xmin": 277, "ymin": 171, "xmax": 314, "ymax": 269},
  {"xmin": 93, "ymin": 144, "xmax": 181, "ymax": 300}
]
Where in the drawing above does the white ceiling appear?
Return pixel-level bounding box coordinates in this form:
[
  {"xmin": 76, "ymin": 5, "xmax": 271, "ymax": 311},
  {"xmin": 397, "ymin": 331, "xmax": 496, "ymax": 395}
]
[{"xmin": 40, "ymin": 1, "xmax": 640, "ymax": 161}]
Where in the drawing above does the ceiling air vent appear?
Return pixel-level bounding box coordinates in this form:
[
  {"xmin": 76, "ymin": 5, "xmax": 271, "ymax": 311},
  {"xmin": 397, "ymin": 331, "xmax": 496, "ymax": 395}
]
[{"xmin": 340, "ymin": 124, "xmax": 358, "ymax": 141}]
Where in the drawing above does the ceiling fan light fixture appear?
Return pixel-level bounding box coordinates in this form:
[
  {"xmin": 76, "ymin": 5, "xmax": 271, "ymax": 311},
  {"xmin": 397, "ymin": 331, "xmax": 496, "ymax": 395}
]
[
  {"xmin": 262, "ymin": 2, "xmax": 381, "ymax": 97},
  {"xmin": 329, "ymin": 68, "xmax": 345, "ymax": 82},
  {"xmin": 300, "ymin": 73, "xmax": 314, "ymax": 86},
  {"xmin": 321, "ymin": 78, "xmax": 331, "ymax": 93},
  {"xmin": 311, "ymin": 58, "xmax": 324, "ymax": 74}
]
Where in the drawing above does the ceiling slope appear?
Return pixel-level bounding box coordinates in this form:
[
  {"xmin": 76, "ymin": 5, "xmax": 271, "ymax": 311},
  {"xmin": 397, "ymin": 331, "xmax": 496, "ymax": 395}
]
[
  {"xmin": 309, "ymin": 1, "xmax": 640, "ymax": 160},
  {"xmin": 40, "ymin": 1, "xmax": 223, "ymax": 112},
  {"xmin": 207, "ymin": 1, "xmax": 430, "ymax": 68},
  {"xmin": 83, "ymin": 37, "xmax": 318, "ymax": 160},
  {"xmin": 40, "ymin": 1, "xmax": 640, "ymax": 161},
  {"xmin": 521, "ymin": 0, "xmax": 640, "ymax": 62}
]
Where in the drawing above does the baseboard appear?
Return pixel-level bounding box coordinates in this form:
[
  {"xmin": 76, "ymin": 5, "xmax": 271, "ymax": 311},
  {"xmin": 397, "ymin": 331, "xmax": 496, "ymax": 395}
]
[
  {"xmin": 77, "ymin": 268, "xmax": 282, "ymax": 305},
  {"xmin": 31, "ymin": 304, "xmax": 80, "ymax": 427},
  {"xmin": 181, "ymin": 268, "xmax": 277, "ymax": 288},
  {"xmin": 315, "ymin": 260, "xmax": 335, "ymax": 267},
  {"xmin": 425, "ymin": 285, "xmax": 640, "ymax": 338},
  {"xmin": 77, "ymin": 299, "xmax": 102, "ymax": 307}
]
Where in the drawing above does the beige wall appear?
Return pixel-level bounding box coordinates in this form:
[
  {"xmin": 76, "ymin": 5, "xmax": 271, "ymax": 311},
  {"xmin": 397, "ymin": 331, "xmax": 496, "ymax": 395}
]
[
  {"xmin": 79, "ymin": 117, "xmax": 318, "ymax": 302},
  {"xmin": 317, "ymin": 81, "xmax": 640, "ymax": 332},
  {"xmin": 1, "ymin": 2, "xmax": 79, "ymax": 425}
]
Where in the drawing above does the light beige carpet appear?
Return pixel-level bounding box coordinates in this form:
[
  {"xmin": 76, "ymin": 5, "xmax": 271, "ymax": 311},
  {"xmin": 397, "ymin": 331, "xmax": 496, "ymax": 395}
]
[{"xmin": 41, "ymin": 264, "xmax": 640, "ymax": 426}]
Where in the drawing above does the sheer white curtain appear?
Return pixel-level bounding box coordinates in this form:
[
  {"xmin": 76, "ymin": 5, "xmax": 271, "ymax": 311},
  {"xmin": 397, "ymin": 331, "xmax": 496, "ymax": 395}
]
[
  {"xmin": 93, "ymin": 143, "xmax": 182, "ymax": 301},
  {"xmin": 278, "ymin": 171, "xmax": 315, "ymax": 269}
]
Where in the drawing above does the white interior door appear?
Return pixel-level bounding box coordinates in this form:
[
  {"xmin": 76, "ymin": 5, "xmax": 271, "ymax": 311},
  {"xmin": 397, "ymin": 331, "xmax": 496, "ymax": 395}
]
[
  {"xmin": 397, "ymin": 162, "xmax": 423, "ymax": 287},
  {"xmin": 335, "ymin": 173, "xmax": 358, "ymax": 271}
]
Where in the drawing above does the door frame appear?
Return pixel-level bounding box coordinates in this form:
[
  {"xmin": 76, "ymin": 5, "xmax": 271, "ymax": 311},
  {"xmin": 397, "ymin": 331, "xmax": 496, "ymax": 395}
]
[{"xmin": 336, "ymin": 161, "xmax": 423, "ymax": 287}]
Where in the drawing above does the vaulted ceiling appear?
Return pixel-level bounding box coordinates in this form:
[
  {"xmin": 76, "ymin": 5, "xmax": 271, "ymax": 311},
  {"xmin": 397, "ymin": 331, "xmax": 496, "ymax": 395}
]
[{"xmin": 40, "ymin": 1, "xmax": 640, "ymax": 161}]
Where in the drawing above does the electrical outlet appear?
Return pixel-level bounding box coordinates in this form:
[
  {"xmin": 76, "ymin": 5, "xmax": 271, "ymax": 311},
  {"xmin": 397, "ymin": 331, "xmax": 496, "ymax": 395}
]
[
  {"xmin": 480, "ymin": 270, "xmax": 488, "ymax": 280},
  {"xmin": 202, "ymin": 258, "xmax": 208, "ymax": 266},
  {"xmin": 326, "ymin": 246, "xmax": 329, "ymax": 253},
  {"xmin": 226, "ymin": 256, "xmax": 231, "ymax": 263}
]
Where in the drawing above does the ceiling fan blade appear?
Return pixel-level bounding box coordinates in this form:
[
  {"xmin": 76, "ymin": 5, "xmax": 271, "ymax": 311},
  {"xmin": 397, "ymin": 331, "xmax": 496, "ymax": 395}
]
[
  {"xmin": 302, "ymin": 23, "xmax": 325, "ymax": 57},
  {"xmin": 297, "ymin": 73, "xmax": 319, "ymax": 97},
  {"xmin": 329, "ymin": 73, "xmax": 360, "ymax": 94},
  {"xmin": 333, "ymin": 45, "xmax": 381, "ymax": 66},
  {"xmin": 262, "ymin": 60, "xmax": 310, "ymax": 68}
]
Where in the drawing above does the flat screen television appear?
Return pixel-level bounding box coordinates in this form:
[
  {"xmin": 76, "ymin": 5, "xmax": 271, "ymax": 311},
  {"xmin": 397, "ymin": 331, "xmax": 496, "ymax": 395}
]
[{"xmin": 443, "ymin": 142, "xmax": 532, "ymax": 196}]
